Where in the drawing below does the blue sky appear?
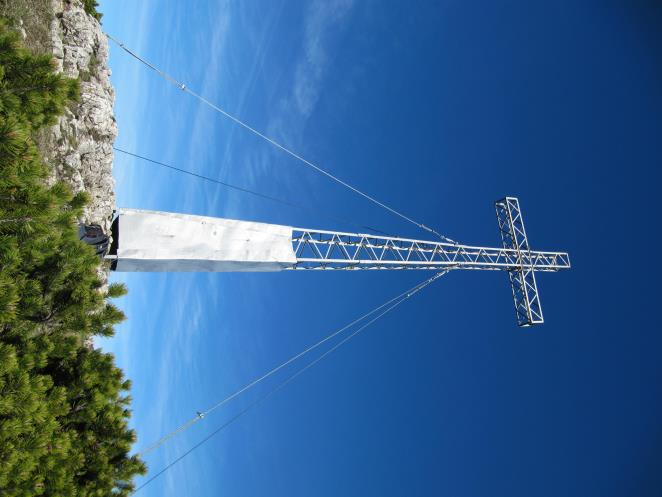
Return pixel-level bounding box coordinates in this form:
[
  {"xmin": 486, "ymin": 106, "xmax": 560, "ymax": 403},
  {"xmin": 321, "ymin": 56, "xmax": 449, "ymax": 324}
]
[{"xmin": 97, "ymin": 1, "xmax": 662, "ymax": 496}]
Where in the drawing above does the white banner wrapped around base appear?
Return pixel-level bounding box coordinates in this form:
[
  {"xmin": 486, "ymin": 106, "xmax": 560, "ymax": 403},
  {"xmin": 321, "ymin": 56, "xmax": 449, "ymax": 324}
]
[{"xmin": 114, "ymin": 209, "xmax": 296, "ymax": 272}]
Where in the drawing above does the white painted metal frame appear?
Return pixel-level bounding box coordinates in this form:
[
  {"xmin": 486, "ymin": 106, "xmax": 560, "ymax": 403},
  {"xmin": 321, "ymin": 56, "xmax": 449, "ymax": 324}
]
[
  {"xmin": 289, "ymin": 197, "xmax": 570, "ymax": 327},
  {"xmin": 289, "ymin": 231, "xmax": 569, "ymax": 272},
  {"xmin": 494, "ymin": 197, "xmax": 546, "ymax": 327}
]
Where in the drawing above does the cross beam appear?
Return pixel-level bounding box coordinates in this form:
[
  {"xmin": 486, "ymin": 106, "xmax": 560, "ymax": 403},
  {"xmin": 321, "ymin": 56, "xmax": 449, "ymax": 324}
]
[
  {"xmin": 288, "ymin": 197, "xmax": 569, "ymax": 326},
  {"xmin": 495, "ymin": 197, "xmax": 548, "ymax": 326}
]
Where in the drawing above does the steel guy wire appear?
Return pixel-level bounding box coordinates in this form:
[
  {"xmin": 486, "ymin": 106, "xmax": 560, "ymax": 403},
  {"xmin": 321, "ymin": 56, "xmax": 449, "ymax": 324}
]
[
  {"xmin": 105, "ymin": 33, "xmax": 458, "ymax": 245},
  {"xmin": 136, "ymin": 270, "xmax": 449, "ymax": 457},
  {"xmin": 131, "ymin": 270, "xmax": 447, "ymax": 495},
  {"xmin": 113, "ymin": 146, "xmax": 393, "ymax": 237}
]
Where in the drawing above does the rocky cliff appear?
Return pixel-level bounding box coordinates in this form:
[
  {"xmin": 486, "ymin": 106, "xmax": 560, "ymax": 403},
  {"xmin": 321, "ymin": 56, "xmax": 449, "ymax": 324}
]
[{"xmin": 40, "ymin": 0, "xmax": 117, "ymax": 233}]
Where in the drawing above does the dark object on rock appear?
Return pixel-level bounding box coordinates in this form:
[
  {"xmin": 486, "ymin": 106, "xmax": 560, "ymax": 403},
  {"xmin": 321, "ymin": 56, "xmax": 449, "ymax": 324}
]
[{"xmin": 79, "ymin": 223, "xmax": 109, "ymax": 257}]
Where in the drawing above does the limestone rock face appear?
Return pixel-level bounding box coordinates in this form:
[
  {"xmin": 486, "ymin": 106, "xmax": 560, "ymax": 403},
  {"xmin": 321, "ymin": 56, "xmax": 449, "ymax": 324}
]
[
  {"xmin": 33, "ymin": 0, "xmax": 119, "ymax": 310},
  {"xmin": 44, "ymin": 0, "xmax": 117, "ymax": 234}
]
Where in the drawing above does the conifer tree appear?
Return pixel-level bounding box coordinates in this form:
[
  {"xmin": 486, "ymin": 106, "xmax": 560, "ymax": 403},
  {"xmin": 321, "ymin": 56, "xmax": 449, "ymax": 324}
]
[{"xmin": 0, "ymin": 19, "xmax": 146, "ymax": 496}]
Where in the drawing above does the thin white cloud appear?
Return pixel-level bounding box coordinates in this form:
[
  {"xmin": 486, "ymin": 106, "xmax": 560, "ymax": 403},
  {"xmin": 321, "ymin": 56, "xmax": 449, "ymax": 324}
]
[
  {"xmin": 226, "ymin": 0, "xmax": 358, "ymax": 225},
  {"xmin": 262, "ymin": 0, "xmax": 355, "ymax": 158},
  {"xmin": 106, "ymin": 0, "xmax": 156, "ymax": 208},
  {"xmin": 294, "ymin": 0, "xmax": 355, "ymax": 118}
]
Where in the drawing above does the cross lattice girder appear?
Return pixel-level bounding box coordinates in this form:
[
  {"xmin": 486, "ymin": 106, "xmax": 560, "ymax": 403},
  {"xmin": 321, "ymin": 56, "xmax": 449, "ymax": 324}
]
[
  {"xmin": 494, "ymin": 197, "xmax": 548, "ymax": 327},
  {"xmin": 289, "ymin": 196, "xmax": 570, "ymax": 327},
  {"xmin": 289, "ymin": 229, "xmax": 569, "ymax": 272}
]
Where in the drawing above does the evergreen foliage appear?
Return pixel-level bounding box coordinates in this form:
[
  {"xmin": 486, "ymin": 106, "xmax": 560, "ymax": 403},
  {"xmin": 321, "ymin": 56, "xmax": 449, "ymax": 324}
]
[
  {"xmin": 83, "ymin": 0, "xmax": 102, "ymax": 21},
  {"xmin": 0, "ymin": 21, "xmax": 145, "ymax": 495}
]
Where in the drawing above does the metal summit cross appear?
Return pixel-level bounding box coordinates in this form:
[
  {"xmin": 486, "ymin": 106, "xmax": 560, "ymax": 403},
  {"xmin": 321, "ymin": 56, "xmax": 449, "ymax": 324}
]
[{"xmin": 106, "ymin": 196, "xmax": 570, "ymax": 327}]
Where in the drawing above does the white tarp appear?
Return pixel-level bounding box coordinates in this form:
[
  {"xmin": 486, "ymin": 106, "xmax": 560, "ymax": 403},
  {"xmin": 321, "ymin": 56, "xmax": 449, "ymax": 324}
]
[{"xmin": 115, "ymin": 209, "xmax": 297, "ymax": 272}]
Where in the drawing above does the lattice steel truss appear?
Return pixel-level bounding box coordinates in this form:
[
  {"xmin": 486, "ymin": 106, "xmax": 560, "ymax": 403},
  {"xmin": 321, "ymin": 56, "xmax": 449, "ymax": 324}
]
[
  {"xmin": 495, "ymin": 197, "xmax": 546, "ymax": 327},
  {"xmin": 290, "ymin": 197, "xmax": 570, "ymax": 326},
  {"xmin": 290, "ymin": 230, "xmax": 569, "ymax": 272}
]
